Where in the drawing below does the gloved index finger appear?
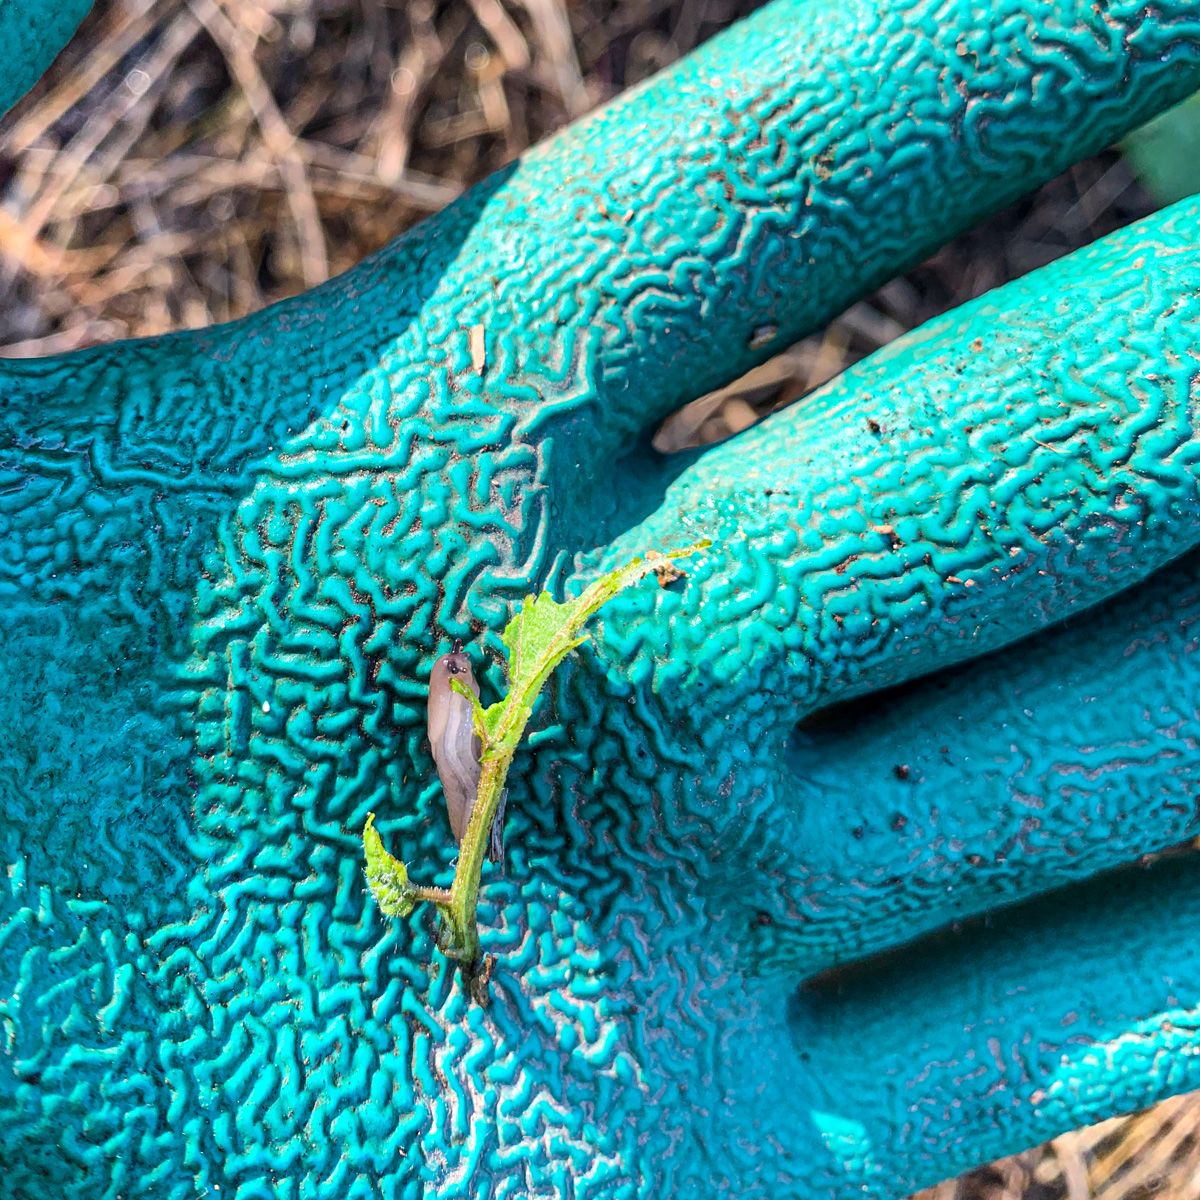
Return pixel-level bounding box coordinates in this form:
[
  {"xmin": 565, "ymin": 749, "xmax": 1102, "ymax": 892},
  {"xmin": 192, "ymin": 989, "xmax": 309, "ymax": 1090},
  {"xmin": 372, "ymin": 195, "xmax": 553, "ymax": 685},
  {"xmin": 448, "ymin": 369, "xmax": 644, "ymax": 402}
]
[{"xmin": 588, "ymin": 196, "xmax": 1200, "ymax": 740}]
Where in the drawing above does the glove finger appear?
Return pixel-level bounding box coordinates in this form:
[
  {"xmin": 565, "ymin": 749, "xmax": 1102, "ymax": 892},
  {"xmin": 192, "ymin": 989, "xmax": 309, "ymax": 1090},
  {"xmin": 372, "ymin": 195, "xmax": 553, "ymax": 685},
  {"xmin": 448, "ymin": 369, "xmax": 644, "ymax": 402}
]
[
  {"xmin": 779, "ymin": 849, "xmax": 1200, "ymax": 1198},
  {"xmin": 408, "ymin": 0, "xmax": 1200, "ymax": 560},
  {"xmin": 745, "ymin": 536, "xmax": 1200, "ymax": 975},
  {"xmin": 590, "ymin": 197, "xmax": 1200, "ymax": 749}
]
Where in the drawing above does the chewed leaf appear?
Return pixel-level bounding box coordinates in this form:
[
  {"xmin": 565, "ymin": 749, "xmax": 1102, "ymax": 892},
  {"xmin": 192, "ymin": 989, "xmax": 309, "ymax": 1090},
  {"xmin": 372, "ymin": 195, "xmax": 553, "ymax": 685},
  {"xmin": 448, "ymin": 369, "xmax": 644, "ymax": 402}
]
[
  {"xmin": 501, "ymin": 592, "xmax": 588, "ymax": 704},
  {"xmin": 363, "ymin": 813, "xmax": 417, "ymax": 918},
  {"xmin": 496, "ymin": 541, "xmax": 712, "ymax": 744}
]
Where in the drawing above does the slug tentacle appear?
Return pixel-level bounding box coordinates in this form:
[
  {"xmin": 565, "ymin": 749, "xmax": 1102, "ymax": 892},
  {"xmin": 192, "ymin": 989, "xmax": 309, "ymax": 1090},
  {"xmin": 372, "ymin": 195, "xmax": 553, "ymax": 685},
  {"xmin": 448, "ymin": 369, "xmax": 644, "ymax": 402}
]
[{"xmin": 427, "ymin": 646, "xmax": 483, "ymax": 844}]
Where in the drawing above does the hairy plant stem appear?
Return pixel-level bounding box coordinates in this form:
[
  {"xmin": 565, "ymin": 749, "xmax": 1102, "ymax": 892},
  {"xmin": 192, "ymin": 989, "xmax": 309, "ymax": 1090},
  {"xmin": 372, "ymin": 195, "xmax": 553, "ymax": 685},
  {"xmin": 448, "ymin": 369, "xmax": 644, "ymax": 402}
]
[
  {"xmin": 363, "ymin": 541, "xmax": 710, "ymax": 1001},
  {"xmin": 440, "ymin": 751, "xmax": 513, "ymax": 963}
]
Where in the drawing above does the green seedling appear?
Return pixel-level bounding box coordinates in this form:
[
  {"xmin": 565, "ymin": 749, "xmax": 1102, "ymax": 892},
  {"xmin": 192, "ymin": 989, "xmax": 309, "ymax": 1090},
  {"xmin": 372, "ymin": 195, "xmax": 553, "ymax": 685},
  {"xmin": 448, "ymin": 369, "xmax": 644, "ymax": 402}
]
[{"xmin": 364, "ymin": 541, "xmax": 709, "ymax": 1000}]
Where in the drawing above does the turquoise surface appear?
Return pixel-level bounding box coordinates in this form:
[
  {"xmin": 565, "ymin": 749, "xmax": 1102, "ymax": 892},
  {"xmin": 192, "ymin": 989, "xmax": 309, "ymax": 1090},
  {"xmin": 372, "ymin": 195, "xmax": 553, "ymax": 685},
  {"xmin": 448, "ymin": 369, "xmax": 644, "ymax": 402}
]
[
  {"xmin": 5, "ymin": 0, "xmax": 1200, "ymax": 1195},
  {"xmin": 0, "ymin": 0, "xmax": 91, "ymax": 118}
]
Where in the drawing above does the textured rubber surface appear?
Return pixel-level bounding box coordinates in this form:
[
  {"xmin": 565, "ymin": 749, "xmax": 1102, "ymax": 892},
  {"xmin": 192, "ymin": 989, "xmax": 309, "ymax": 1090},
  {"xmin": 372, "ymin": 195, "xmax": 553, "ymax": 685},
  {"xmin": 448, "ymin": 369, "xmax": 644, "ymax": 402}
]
[
  {"xmin": 0, "ymin": 0, "xmax": 92, "ymax": 119},
  {"xmin": 594, "ymin": 196, "xmax": 1200, "ymax": 967},
  {"xmin": 6, "ymin": 0, "xmax": 1200, "ymax": 1196}
]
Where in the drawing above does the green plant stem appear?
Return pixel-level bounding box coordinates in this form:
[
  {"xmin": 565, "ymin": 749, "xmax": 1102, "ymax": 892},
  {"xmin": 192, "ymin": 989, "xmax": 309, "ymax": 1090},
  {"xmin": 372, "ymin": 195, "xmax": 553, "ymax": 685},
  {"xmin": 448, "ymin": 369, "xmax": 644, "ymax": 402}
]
[
  {"xmin": 363, "ymin": 541, "xmax": 710, "ymax": 993},
  {"xmin": 411, "ymin": 885, "xmax": 453, "ymax": 906},
  {"xmin": 441, "ymin": 751, "xmax": 514, "ymax": 962}
]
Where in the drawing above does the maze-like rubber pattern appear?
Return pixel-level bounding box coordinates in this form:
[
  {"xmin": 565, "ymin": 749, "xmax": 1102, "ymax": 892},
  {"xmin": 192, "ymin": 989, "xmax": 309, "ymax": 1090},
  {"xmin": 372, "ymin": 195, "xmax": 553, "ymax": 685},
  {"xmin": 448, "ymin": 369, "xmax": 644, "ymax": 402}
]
[{"xmin": 4, "ymin": 0, "xmax": 1200, "ymax": 1195}]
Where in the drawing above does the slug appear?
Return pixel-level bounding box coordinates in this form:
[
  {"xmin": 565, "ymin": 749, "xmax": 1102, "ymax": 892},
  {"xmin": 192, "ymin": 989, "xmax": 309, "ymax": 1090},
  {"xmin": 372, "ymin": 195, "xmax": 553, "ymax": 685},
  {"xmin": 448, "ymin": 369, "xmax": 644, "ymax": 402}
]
[
  {"xmin": 428, "ymin": 641, "xmax": 482, "ymax": 845},
  {"xmin": 427, "ymin": 641, "xmax": 505, "ymax": 864}
]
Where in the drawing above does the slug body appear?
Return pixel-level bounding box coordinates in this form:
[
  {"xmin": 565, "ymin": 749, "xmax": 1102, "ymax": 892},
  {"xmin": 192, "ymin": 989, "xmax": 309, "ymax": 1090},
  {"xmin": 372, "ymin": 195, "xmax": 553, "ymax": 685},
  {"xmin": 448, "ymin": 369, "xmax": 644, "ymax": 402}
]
[{"xmin": 427, "ymin": 646, "xmax": 483, "ymax": 845}]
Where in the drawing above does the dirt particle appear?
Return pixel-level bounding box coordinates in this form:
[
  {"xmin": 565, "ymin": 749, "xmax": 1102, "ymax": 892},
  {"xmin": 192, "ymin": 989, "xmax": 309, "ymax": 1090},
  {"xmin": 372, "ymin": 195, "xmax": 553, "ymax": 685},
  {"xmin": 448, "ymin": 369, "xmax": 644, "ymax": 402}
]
[{"xmin": 749, "ymin": 324, "xmax": 778, "ymax": 351}]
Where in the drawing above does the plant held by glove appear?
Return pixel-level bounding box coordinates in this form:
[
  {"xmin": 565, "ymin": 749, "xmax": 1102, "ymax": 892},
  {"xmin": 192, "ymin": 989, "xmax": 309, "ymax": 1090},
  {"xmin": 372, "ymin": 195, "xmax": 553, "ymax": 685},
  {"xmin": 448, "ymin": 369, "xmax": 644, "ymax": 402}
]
[{"xmin": 363, "ymin": 541, "xmax": 708, "ymax": 996}]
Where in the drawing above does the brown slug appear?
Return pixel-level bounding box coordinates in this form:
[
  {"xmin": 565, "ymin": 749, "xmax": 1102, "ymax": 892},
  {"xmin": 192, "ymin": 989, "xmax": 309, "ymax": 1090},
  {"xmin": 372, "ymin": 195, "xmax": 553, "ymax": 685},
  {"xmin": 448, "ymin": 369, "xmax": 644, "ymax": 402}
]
[
  {"xmin": 427, "ymin": 640, "xmax": 506, "ymax": 865},
  {"xmin": 427, "ymin": 641, "xmax": 482, "ymax": 845}
]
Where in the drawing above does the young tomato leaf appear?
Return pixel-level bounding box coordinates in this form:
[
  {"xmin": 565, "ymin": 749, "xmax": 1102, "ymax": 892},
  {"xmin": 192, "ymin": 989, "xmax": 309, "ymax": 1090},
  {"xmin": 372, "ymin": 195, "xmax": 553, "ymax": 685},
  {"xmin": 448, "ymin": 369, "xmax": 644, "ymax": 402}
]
[
  {"xmin": 498, "ymin": 543, "xmax": 709, "ymax": 733},
  {"xmin": 363, "ymin": 813, "xmax": 418, "ymax": 918}
]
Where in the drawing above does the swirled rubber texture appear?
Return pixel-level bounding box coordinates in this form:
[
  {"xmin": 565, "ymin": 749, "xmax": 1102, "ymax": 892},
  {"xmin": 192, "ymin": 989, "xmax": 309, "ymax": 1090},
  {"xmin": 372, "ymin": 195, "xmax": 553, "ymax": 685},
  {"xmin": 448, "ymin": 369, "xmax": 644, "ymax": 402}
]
[
  {"xmin": 6, "ymin": 0, "xmax": 1200, "ymax": 1196},
  {"xmin": 0, "ymin": 0, "xmax": 92, "ymax": 119}
]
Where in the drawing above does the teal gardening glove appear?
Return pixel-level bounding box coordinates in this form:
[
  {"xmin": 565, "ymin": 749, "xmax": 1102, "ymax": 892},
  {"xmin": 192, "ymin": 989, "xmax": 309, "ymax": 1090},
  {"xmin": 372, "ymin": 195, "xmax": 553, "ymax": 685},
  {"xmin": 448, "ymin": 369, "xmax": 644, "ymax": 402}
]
[{"xmin": 6, "ymin": 0, "xmax": 1200, "ymax": 1196}]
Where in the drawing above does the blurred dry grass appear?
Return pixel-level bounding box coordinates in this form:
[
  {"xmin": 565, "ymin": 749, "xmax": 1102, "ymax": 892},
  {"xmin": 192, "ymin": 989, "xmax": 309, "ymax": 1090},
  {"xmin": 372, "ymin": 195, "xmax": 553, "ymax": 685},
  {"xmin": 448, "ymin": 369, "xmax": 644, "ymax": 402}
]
[
  {"xmin": 0, "ymin": 1, "xmax": 1195, "ymax": 1197},
  {"xmin": 917, "ymin": 1093, "xmax": 1200, "ymax": 1200},
  {"xmin": 0, "ymin": 0, "xmax": 763, "ymax": 353}
]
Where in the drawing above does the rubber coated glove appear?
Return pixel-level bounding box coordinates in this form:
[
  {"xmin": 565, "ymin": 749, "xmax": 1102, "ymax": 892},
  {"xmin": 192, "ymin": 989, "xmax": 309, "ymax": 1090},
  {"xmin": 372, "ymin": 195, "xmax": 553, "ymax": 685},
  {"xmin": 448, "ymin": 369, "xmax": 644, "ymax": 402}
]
[{"xmin": 4, "ymin": 1, "xmax": 1200, "ymax": 1197}]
